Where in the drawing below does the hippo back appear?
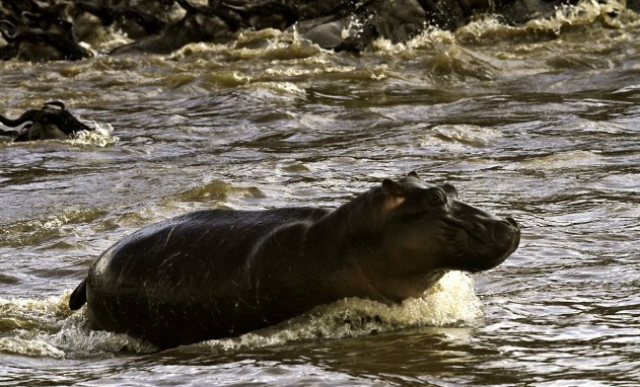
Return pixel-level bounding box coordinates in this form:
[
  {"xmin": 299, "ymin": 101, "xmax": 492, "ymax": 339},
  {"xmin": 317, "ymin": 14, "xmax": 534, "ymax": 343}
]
[{"xmin": 82, "ymin": 207, "xmax": 328, "ymax": 347}]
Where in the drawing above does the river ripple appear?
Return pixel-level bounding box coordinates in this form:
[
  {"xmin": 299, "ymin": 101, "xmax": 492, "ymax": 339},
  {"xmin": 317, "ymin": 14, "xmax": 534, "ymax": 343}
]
[{"xmin": 1, "ymin": 6, "xmax": 640, "ymax": 387}]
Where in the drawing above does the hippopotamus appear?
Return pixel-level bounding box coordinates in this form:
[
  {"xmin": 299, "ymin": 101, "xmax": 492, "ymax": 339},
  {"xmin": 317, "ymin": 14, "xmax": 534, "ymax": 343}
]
[
  {"xmin": 0, "ymin": 101, "xmax": 92, "ymax": 142},
  {"xmin": 69, "ymin": 172, "xmax": 520, "ymax": 349}
]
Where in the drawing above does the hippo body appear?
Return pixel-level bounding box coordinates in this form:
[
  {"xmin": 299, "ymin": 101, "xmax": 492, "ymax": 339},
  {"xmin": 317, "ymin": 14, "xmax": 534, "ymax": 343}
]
[{"xmin": 69, "ymin": 173, "xmax": 520, "ymax": 349}]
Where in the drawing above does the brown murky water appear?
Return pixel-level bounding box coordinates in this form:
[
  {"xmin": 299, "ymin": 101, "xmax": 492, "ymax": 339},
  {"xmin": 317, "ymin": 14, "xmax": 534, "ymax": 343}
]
[{"xmin": 2, "ymin": 3, "xmax": 640, "ymax": 386}]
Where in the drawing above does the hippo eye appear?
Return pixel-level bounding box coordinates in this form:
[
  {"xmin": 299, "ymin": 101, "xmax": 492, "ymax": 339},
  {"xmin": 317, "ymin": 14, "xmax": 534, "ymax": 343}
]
[{"xmin": 425, "ymin": 188, "xmax": 446, "ymax": 207}]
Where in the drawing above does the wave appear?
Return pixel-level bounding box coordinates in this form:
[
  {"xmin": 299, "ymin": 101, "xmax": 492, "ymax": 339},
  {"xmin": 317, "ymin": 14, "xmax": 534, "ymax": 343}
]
[
  {"xmin": 191, "ymin": 271, "xmax": 483, "ymax": 354},
  {"xmin": 0, "ymin": 209, "xmax": 108, "ymax": 248},
  {"xmin": 71, "ymin": 0, "xmax": 637, "ymax": 64}
]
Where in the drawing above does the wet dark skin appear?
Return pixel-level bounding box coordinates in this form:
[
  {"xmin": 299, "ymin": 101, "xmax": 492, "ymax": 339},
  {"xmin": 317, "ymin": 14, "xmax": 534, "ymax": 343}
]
[
  {"xmin": 69, "ymin": 172, "xmax": 520, "ymax": 349},
  {"xmin": 0, "ymin": 101, "xmax": 91, "ymax": 142}
]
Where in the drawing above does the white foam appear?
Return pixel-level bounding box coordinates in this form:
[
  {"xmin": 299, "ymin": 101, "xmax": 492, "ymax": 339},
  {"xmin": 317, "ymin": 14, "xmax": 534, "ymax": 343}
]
[
  {"xmin": 194, "ymin": 271, "xmax": 482, "ymax": 353},
  {"xmin": 0, "ymin": 272, "xmax": 481, "ymax": 358},
  {"xmin": 51, "ymin": 311, "xmax": 157, "ymax": 357},
  {"xmin": 70, "ymin": 121, "xmax": 118, "ymax": 147},
  {"xmin": 0, "ymin": 336, "xmax": 66, "ymax": 359}
]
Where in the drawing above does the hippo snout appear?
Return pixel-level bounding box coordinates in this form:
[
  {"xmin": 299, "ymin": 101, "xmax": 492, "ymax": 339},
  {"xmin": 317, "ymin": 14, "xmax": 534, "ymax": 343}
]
[
  {"xmin": 493, "ymin": 217, "xmax": 520, "ymax": 243},
  {"xmin": 467, "ymin": 216, "xmax": 520, "ymax": 272}
]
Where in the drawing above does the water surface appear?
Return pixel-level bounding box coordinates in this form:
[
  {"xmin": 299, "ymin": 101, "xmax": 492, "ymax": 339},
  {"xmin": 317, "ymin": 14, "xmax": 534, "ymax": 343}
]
[{"xmin": 1, "ymin": 4, "xmax": 640, "ymax": 386}]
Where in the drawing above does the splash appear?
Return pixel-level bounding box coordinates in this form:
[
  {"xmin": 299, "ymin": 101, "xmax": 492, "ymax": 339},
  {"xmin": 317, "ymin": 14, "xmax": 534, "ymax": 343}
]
[
  {"xmin": 0, "ymin": 293, "xmax": 156, "ymax": 359},
  {"xmin": 51, "ymin": 311, "xmax": 157, "ymax": 357},
  {"xmin": 0, "ymin": 294, "xmax": 72, "ymax": 359},
  {"xmin": 194, "ymin": 271, "xmax": 482, "ymax": 353},
  {"xmin": 454, "ymin": 0, "xmax": 635, "ymax": 45},
  {"xmin": 378, "ymin": 0, "xmax": 634, "ymax": 50},
  {"xmin": 70, "ymin": 121, "xmax": 118, "ymax": 147},
  {"xmin": 169, "ymin": 28, "xmax": 322, "ymax": 62},
  {"xmin": 0, "ymin": 272, "xmax": 481, "ymax": 358},
  {"xmin": 0, "ymin": 294, "xmax": 72, "ymax": 332},
  {"xmin": 0, "ymin": 121, "xmax": 116, "ymax": 148},
  {"xmin": 0, "ymin": 336, "xmax": 66, "ymax": 359}
]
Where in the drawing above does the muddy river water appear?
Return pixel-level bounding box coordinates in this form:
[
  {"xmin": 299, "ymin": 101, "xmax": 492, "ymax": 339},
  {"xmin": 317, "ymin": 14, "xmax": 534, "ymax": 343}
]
[{"xmin": 1, "ymin": 3, "xmax": 640, "ymax": 386}]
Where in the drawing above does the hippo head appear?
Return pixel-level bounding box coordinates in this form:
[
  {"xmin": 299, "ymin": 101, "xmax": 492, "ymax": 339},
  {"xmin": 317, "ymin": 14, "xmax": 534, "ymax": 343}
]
[{"xmin": 363, "ymin": 172, "xmax": 520, "ymax": 301}]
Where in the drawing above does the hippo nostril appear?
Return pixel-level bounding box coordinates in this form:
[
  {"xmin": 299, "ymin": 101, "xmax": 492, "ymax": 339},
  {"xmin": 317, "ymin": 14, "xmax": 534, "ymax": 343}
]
[{"xmin": 505, "ymin": 217, "xmax": 518, "ymax": 228}]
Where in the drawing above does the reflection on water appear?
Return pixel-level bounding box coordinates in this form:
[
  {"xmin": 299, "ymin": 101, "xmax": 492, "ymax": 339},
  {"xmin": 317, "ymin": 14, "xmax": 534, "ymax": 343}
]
[{"xmin": 1, "ymin": 3, "xmax": 640, "ymax": 386}]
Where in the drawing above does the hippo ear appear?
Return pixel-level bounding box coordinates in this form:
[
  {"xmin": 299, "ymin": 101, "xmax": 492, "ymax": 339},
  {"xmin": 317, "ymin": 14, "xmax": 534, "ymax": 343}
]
[
  {"xmin": 382, "ymin": 179, "xmax": 407, "ymax": 197},
  {"xmin": 408, "ymin": 171, "xmax": 420, "ymax": 179}
]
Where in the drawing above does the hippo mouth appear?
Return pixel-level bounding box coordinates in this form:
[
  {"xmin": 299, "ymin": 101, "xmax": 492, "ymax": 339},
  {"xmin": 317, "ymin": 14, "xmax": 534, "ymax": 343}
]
[{"xmin": 442, "ymin": 216, "xmax": 520, "ymax": 272}]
